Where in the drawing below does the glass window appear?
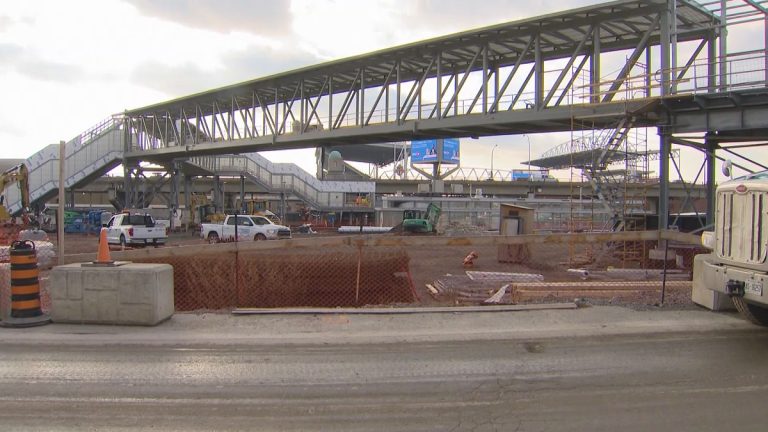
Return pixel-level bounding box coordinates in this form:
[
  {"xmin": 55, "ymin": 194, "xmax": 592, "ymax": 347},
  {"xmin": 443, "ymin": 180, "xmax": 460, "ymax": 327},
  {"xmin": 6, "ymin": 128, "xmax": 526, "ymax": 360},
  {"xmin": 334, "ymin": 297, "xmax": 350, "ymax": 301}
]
[{"xmin": 127, "ymin": 215, "xmax": 153, "ymax": 226}]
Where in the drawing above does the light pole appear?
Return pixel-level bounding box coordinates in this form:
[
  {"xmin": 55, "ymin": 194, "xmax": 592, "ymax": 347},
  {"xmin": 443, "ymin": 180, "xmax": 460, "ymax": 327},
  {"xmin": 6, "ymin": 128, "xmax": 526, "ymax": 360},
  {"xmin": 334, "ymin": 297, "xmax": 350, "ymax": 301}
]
[{"xmin": 490, "ymin": 144, "xmax": 499, "ymax": 181}]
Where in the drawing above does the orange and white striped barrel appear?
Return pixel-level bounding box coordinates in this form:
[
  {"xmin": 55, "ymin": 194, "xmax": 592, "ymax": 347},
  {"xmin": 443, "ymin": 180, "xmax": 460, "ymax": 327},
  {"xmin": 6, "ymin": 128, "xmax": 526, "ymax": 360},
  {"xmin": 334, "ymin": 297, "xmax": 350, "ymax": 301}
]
[{"xmin": 9, "ymin": 240, "xmax": 42, "ymax": 319}]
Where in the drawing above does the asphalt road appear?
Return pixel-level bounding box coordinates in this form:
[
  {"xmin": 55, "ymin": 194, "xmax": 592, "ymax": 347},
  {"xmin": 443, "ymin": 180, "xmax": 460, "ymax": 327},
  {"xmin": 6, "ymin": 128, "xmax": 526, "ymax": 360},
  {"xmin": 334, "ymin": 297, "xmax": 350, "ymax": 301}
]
[{"xmin": 1, "ymin": 325, "xmax": 768, "ymax": 431}]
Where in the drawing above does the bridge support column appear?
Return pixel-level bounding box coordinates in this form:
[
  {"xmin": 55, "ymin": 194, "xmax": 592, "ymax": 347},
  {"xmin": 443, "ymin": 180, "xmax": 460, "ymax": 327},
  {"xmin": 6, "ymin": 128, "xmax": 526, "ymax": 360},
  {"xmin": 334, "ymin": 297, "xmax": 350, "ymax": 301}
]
[
  {"xmin": 658, "ymin": 128, "xmax": 671, "ymax": 229},
  {"xmin": 213, "ymin": 175, "xmax": 222, "ymax": 213},
  {"xmin": 240, "ymin": 176, "xmax": 246, "ymax": 214},
  {"xmin": 705, "ymin": 136, "xmax": 717, "ymax": 227},
  {"xmin": 170, "ymin": 161, "xmax": 181, "ymax": 230},
  {"xmin": 184, "ymin": 175, "xmax": 192, "ymax": 222},
  {"xmin": 123, "ymin": 164, "xmax": 140, "ymax": 210}
]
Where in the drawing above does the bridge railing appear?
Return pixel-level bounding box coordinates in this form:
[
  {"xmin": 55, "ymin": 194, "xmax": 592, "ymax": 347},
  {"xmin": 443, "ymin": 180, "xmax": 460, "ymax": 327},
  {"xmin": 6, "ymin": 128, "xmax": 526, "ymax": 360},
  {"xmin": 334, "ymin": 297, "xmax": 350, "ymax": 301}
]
[{"xmin": 294, "ymin": 51, "xmax": 768, "ymax": 133}]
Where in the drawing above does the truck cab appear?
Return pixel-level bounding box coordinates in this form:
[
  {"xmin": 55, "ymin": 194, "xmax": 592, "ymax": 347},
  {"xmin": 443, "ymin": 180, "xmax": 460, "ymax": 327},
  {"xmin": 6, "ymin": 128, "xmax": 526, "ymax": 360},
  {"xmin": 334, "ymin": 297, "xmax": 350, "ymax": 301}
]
[
  {"xmin": 693, "ymin": 170, "xmax": 768, "ymax": 325},
  {"xmin": 105, "ymin": 213, "xmax": 168, "ymax": 247}
]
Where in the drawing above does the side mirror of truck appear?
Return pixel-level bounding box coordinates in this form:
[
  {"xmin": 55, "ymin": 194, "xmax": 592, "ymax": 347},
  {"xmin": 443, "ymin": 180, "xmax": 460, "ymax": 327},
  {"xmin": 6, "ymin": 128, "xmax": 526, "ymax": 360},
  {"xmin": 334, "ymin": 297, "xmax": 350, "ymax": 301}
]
[{"xmin": 722, "ymin": 160, "xmax": 732, "ymax": 178}]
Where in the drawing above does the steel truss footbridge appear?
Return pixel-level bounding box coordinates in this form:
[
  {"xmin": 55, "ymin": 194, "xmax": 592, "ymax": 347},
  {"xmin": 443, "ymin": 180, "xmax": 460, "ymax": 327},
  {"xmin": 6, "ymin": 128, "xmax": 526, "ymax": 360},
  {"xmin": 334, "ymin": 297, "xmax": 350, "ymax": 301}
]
[{"xmin": 4, "ymin": 0, "xmax": 768, "ymax": 229}]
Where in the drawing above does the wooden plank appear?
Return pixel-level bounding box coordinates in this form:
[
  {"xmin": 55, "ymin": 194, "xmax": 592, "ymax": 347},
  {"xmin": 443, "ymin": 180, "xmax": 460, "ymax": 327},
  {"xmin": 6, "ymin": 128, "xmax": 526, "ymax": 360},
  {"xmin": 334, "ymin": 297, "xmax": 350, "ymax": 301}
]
[
  {"xmin": 511, "ymin": 281, "xmax": 692, "ymax": 291},
  {"xmin": 515, "ymin": 289, "xmax": 660, "ymax": 301},
  {"xmin": 659, "ymin": 230, "xmax": 703, "ymax": 245},
  {"xmin": 466, "ymin": 271, "xmax": 544, "ymax": 282}
]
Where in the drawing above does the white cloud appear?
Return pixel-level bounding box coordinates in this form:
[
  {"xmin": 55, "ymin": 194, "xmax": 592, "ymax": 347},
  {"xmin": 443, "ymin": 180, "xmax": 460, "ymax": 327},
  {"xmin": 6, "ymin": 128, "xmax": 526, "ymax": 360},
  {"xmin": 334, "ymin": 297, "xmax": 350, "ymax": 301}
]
[{"xmin": 124, "ymin": 0, "xmax": 293, "ymax": 35}]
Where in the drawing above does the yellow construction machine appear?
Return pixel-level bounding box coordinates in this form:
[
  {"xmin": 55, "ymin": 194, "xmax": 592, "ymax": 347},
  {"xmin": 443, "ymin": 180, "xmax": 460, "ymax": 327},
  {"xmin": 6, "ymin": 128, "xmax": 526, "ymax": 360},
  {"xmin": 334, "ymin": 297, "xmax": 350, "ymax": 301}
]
[
  {"xmin": 0, "ymin": 164, "xmax": 31, "ymax": 244},
  {"xmin": 0, "ymin": 164, "xmax": 29, "ymax": 222}
]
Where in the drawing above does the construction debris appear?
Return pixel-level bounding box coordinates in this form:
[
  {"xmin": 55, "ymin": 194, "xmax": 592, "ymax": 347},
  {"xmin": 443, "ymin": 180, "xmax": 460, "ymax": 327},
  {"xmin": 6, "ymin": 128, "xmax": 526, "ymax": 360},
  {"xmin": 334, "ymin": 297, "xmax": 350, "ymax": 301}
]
[
  {"xmin": 428, "ymin": 271, "xmax": 692, "ymax": 306},
  {"xmin": 462, "ymin": 251, "xmax": 478, "ymax": 268},
  {"xmin": 484, "ymin": 284, "xmax": 510, "ymax": 304},
  {"xmin": 466, "ymin": 271, "xmax": 544, "ymax": 283},
  {"xmin": 429, "ymin": 274, "xmax": 503, "ymax": 304}
]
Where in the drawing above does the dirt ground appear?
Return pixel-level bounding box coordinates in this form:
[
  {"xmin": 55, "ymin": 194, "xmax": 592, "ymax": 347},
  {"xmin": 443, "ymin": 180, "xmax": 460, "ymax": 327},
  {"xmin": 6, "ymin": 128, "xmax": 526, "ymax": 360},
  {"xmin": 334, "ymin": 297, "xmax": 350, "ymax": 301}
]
[
  {"xmin": 405, "ymin": 243, "xmax": 695, "ymax": 310},
  {"xmin": 39, "ymin": 230, "xmax": 696, "ymax": 311}
]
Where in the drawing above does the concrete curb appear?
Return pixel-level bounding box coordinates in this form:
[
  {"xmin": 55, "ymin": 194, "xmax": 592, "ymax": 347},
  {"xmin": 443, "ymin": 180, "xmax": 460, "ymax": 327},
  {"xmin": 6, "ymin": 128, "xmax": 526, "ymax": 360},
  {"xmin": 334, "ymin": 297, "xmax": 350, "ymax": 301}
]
[{"xmin": 0, "ymin": 306, "xmax": 758, "ymax": 348}]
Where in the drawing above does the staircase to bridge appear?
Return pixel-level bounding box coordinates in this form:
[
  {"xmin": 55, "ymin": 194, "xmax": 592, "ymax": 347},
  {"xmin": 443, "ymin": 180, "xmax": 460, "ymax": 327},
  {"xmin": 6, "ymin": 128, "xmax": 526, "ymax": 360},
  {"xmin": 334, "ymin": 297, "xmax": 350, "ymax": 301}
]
[
  {"xmin": 2, "ymin": 119, "xmax": 374, "ymax": 216},
  {"xmin": 186, "ymin": 153, "xmax": 374, "ymax": 211}
]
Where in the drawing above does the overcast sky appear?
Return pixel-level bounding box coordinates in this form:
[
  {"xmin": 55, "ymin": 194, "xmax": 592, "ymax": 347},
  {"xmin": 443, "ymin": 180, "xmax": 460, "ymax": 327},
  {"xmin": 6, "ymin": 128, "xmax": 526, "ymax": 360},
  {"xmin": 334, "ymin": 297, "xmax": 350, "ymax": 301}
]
[{"xmin": 0, "ymin": 0, "xmax": 762, "ymax": 179}]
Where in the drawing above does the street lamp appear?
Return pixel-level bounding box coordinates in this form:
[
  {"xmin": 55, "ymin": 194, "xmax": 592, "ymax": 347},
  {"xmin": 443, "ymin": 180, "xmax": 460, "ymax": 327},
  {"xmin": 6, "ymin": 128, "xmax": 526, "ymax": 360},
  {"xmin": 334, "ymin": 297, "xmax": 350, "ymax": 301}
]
[{"xmin": 490, "ymin": 144, "xmax": 499, "ymax": 181}]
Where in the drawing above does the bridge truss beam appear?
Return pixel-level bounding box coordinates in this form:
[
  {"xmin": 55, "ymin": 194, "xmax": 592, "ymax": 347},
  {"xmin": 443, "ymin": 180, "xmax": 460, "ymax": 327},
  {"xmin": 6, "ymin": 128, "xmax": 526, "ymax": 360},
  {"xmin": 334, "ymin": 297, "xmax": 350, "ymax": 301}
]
[{"xmin": 123, "ymin": 0, "xmax": 720, "ymax": 163}]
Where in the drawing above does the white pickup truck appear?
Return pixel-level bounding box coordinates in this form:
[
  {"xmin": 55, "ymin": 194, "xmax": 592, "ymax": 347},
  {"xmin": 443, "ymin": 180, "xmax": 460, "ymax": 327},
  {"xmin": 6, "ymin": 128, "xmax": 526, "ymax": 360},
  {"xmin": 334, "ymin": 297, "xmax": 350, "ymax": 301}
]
[
  {"xmin": 201, "ymin": 214, "xmax": 291, "ymax": 243},
  {"xmin": 105, "ymin": 213, "xmax": 168, "ymax": 247}
]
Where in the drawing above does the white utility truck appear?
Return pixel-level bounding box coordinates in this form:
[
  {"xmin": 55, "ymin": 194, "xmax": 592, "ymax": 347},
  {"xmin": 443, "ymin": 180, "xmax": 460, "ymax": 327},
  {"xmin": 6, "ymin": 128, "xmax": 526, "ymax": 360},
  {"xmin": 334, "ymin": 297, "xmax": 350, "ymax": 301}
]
[
  {"xmin": 105, "ymin": 213, "xmax": 168, "ymax": 247},
  {"xmin": 201, "ymin": 214, "xmax": 291, "ymax": 243},
  {"xmin": 693, "ymin": 170, "xmax": 768, "ymax": 325}
]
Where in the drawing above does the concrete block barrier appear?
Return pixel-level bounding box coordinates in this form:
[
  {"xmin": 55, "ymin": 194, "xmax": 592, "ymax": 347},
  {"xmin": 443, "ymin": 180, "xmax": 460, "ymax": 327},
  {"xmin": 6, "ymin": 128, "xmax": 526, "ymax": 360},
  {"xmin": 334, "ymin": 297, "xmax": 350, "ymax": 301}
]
[{"xmin": 50, "ymin": 263, "xmax": 174, "ymax": 325}]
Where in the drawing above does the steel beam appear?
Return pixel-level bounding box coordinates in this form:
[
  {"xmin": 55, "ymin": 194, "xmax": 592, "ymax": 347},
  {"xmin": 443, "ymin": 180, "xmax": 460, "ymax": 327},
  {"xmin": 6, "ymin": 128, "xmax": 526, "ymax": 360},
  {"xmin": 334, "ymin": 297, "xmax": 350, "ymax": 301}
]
[
  {"xmin": 705, "ymin": 136, "xmax": 717, "ymax": 226},
  {"xmin": 658, "ymin": 129, "xmax": 670, "ymax": 229}
]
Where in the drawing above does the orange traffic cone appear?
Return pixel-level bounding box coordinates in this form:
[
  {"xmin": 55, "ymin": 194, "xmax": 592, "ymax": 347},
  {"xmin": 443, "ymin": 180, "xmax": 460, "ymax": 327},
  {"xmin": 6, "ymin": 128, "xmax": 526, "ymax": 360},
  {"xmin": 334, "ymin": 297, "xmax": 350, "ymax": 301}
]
[{"xmin": 95, "ymin": 228, "xmax": 114, "ymax": 265}]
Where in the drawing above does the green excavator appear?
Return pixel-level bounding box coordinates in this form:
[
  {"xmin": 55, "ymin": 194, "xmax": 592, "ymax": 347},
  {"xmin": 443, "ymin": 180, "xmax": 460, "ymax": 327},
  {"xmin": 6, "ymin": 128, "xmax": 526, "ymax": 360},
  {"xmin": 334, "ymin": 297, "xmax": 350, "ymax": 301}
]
[{"xmin": 401, "ymin": 203, "xmax": 441, "ymax": 234}]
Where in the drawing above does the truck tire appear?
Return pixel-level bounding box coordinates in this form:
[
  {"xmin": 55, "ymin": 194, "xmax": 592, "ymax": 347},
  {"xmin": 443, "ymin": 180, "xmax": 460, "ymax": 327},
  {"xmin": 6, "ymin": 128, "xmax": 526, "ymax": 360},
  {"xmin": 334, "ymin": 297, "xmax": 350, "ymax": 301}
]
[
  {"xmin": 119, "ymin": 234, "xmax": 127, "ymax": 247},
  {"xmin": 732, "ymin": 297, "xmax": 768, "ymax": 326},
  {"xmin": 207, "ymin": 232, "xmax": 220, "ymax": 244},
  {"xmin": 254, "ymin": 233, "xmax": 267, "ymax": 241}
]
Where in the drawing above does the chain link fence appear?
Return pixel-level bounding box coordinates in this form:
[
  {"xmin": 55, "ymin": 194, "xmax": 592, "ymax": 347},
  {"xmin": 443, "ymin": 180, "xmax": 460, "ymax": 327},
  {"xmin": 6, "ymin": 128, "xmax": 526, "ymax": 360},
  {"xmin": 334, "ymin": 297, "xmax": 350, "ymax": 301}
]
[
  {"xmin": 132, "ymin": 246, "xmax": 415, "ymax": 311},
  {"xmin": 2, "ymin": 230, "xmax": 708, "ymax": 315}
]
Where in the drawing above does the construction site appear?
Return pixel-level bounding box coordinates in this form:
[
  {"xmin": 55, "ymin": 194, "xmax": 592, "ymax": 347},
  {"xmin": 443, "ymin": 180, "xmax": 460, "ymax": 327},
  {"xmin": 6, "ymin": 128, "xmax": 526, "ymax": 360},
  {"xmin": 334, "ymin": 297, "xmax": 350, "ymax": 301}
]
[{"xmin": 1, "ymin": 0, "xmax": 767, "ymax": 325}]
